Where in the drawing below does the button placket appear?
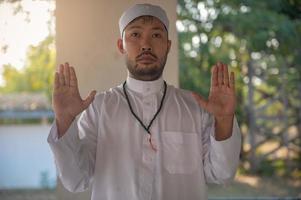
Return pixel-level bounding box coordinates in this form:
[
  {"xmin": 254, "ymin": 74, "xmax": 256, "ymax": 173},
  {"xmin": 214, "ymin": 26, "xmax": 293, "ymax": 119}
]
[
  {"xmin": 142, "ymin": 95, "xmax": 155, "ymax": 126},
  {"xmin": 139, "ymin": 94, "xmax": 158, "ymax": 200},
  {"xmin": 140, "ymin": 134, "xmax": 156, "ymax": 200}
]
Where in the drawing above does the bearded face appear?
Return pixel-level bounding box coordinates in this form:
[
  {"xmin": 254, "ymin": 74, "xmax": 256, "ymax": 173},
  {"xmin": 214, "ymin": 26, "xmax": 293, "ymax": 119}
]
[{"xmin": 117, "ymin": 16, "xmax": 171, "ymax": 81}]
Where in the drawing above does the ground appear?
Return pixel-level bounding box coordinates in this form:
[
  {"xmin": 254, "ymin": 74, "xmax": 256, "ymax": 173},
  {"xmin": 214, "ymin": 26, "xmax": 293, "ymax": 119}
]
[
  {"xmin": 0, "ymin": 189, "xmax": 56, "ymax": 200},
  {"xmin": 0, "ymin": 175, "xmax": 300, "ymax": 200},
  {"xmin": 208, "ymin": 175, "xmax": 301, "ymax": 198}
]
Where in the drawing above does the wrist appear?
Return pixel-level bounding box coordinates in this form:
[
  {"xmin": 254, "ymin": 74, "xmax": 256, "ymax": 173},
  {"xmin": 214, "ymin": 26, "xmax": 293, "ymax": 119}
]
[
  {"xmin": 215, "ymin": 115, "xmax": 234, "ymax": 123},
  {"xmin": 55, "ymin": 112, "xmax": 75, "ymax": 124},
  {"xmin": 55, "ymin": 115, "xmax": 75, "ymax": 138},
  {"xmin": 214, "ymin": 115, "xmax": 234, "ymax": 141}
]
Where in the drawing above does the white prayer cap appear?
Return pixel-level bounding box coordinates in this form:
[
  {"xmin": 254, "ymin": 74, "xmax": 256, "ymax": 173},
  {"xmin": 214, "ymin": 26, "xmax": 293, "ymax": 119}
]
[{"xmin": 119, "ymin": 3, "xmax": 169, "ymax": 36}]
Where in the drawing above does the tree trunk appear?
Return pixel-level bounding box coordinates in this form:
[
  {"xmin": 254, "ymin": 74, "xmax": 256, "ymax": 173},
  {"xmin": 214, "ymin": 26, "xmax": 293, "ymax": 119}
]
[{"xmin": 247, "ymin": 59, "xmax": 258, "ymax": 172}]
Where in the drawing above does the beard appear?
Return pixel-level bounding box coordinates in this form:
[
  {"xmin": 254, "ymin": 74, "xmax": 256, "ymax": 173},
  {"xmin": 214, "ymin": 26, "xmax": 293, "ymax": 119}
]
[{"xmin": 125, "ymin": 51, "xmax": 168, "ymax": 81}]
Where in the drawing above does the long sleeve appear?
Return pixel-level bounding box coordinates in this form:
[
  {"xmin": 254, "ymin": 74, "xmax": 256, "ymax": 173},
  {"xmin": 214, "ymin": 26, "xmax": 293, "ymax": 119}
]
[
  {"xmin": 47, "ymin": 100, "xmax": 98, "ymax": 192},
  {"xmin": 201, "ymin": 111, "xmax": 241, "ymax": 184}
]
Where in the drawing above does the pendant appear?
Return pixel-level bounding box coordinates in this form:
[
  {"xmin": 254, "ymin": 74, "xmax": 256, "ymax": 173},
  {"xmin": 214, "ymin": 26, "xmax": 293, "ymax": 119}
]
[{"xmin": 148, "ymin": 134, "xmax": 157, "ymax": 152}]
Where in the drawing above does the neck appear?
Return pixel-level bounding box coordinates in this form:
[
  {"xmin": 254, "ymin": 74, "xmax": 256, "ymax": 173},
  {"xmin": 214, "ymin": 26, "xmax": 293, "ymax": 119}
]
[
  {"xmin": 128, "ymin": 73, "xmax": 162, "ymax": 81},
  {"xmin": 126, "ymin": 76, "xmax": 164, "ymax": 96}
]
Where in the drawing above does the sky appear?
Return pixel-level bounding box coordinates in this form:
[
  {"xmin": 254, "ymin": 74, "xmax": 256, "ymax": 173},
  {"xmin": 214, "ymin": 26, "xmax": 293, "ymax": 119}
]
[{"xmin": 0, "ymin": 0, "xmax": 55, "ymax": 86}]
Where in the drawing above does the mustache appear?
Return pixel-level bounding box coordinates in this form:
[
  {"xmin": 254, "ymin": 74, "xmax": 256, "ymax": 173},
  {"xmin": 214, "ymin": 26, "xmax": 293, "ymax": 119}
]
[{"xmin": 136, "ymin": 51, "xmax": 157, "ymax": 60}]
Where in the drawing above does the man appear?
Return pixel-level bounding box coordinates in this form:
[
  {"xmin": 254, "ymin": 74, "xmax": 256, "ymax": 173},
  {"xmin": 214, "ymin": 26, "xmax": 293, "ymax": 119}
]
[{"xmin": 48, "ymin": 3, "xmax": 241, "ymax": 200}]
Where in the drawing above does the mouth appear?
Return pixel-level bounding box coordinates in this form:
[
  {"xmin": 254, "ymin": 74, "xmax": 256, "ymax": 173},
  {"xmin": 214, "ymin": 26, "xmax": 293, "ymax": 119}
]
[
  {"xmin": 136, "ymin": 53, "xmax": 157, "ymax": 64},
  {"xmin": 137, "ymin": 59, "xmax": 156, "ymax": 64}
]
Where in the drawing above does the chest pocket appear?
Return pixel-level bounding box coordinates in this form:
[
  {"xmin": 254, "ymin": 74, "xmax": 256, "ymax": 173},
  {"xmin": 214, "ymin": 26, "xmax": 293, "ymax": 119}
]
[{"xmin": 162, "ymin": 131, "xmax": 199, "ymax": 174}]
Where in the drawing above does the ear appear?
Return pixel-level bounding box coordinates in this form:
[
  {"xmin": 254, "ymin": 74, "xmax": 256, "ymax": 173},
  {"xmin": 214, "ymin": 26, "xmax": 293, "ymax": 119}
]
[
  {"xmin": 117, "ymin": 38, "xmax": 125, "ymax": 54},
  {"xmin": 167, "ymin": 40, "xmax": 172, "ymax": 53}
]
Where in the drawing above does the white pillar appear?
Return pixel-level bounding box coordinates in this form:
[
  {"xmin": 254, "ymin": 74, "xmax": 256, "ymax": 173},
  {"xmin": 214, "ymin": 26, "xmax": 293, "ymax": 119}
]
[{"xmin": 55, "ymin": 0, "xmax": 178, "ymax": 199}]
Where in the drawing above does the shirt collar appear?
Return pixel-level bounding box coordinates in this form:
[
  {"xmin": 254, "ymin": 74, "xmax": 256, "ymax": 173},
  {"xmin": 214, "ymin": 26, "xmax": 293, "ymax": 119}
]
[{"xmin": 126, "ymin": 76, "xmax": 164, "ymax": 96}]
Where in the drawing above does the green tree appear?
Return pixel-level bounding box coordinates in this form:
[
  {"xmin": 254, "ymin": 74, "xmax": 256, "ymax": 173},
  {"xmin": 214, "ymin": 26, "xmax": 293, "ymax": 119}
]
[
  {"xmin": 0, "ymin": 35, "xmax": 55, "ymax": 99},
  {"xmin": 178, "ymin": 0, "xmax": 301, "ymax": 177}
]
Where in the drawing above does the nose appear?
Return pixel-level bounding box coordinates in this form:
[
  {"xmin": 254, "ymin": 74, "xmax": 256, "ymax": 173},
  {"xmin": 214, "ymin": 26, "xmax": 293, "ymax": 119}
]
[
  {"xmin": 142, "ymin": 46, "xmax": 152, "ymax": 51},
  {"xmin": 141, "ymin": 36, "xmax": 152, "ymax": 52}
]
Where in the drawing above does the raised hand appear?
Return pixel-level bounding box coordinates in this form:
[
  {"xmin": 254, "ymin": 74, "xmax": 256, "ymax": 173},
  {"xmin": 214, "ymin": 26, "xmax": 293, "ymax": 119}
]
[
  {"xmin": 53, "ymin": 63, "xmax": 96, "ymax": 137},
  {"xmin": 192, "ymin": 62, "xmax": 236, "ymax": 140}
]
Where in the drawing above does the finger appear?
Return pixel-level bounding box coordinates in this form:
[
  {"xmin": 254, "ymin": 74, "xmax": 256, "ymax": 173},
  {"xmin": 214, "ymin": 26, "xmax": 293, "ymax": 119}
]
[
  {"xmin": 211, "ymin": 65, "xmax": 218, "ymax": 87},
  {"xmin": 54, "ymin": 72, "xmax": 60, "ymax": 89},
  {"xmin": 83, "ymin": 90, "xmax": 97, "ymax": 109},
  {"xmin": 230, "ymin": 71, "xmax": 235, "ymax": 89},
  {"xmin": 223, "ymin": 63, "xmax": 230, "ymax": 87},
  {"xmin": 64, "ymin": 62, "xmax": 70, "ymax": 86},
  {"xmin": 70, "ymin": 66, "xmax": 78, "ymax": 87},
  {"xmin": 59, "ymin": 64, "xmax": 65, "ymax": 85},
  {"xmin": 191, "ymin": 92, "xmax": 208, "ymax": 109},
  {"xmin": 217, "ymin": 62, "xmax": 223, "ymax": 86}
]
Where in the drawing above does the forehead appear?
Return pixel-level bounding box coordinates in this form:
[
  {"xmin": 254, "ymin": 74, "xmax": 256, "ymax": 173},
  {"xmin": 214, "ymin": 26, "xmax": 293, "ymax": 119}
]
[{"xmin": 125, "ymin": 16, "xmax": 167, "ymax": 31}]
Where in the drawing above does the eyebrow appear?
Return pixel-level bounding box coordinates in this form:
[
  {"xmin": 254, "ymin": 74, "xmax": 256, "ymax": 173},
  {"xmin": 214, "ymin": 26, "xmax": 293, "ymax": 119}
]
[
  {"xmin": 152, "ymin": 27, "xmax": 165, "ymax": 31},
  {"xmin": 127, "ymin": 25, "xmax": 143, "ymax": 30},
  {"xmin": 127, "ymin": 25, "xmax": 165, "ymax": 32}
]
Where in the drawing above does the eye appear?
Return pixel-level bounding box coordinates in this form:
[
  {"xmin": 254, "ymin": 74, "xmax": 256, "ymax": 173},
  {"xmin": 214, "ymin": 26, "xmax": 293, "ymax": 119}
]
[
  {"xmin": 131, "ymin": 32, "xmax": 140, "ymax": 37},
  {"xmin": 152, "ymin": 33, "xmax": 162, "ymax": 38}
]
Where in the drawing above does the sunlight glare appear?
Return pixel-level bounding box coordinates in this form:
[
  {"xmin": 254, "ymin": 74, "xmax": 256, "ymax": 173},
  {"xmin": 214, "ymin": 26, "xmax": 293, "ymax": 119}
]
[{"xmin": 0, "ymin": 0, "xmax": 55, "ymax": 86}]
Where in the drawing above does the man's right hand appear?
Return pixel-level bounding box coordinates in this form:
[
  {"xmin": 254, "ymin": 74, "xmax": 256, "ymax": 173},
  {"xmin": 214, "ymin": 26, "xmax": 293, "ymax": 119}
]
[{"xmin": 53, "ymin": 63, "xmax": 96, "ymax": 138}]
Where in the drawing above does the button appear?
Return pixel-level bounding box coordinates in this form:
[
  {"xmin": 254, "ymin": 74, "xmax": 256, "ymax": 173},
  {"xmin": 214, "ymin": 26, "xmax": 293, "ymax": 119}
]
[
  {"xmin": 143, "ymin": 153, "xmax": 153, "ymax": 163},
  {"xmin": 146, "ymin": 87, "xmax": 150, "ymax": 92},
  {"xmin": 145, "ymin": 102, "xmax": 151, "ymax": 106},
  {"xmin": 143, "ymin": 134, "xmax": 150, "ymax": 144}
]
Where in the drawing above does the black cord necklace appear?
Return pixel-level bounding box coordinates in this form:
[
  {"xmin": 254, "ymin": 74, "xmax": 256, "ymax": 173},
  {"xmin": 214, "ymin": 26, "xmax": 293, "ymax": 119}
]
[{"xmin": 123, "ymin": 80, "xmax": 167, "ymax": 151}]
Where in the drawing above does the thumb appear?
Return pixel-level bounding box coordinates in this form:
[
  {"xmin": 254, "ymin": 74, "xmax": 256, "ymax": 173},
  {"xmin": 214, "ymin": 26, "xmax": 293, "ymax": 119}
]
[
  {"xmin": 83, "ymin": 90, "xmax": 97, "ymax": 109},
  {"xmin": 191, "ymin": 92, "xmax": 208, "ymax": 109}
]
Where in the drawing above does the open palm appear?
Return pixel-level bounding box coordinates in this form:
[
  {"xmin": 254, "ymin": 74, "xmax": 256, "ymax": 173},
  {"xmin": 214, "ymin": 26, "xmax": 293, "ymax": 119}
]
[
  {"xmin": 193, "ymin": 62, "xmax": 236, "ymax": 118},
  {"xmin": 53, "ymin": 63, "xmax": 96, "ymax": 124}
]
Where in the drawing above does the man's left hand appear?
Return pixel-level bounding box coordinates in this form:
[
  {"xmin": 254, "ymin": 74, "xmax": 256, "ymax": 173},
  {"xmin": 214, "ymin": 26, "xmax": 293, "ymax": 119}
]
[{"xmin": 192, "ymin": 62, "xmax": 236, "ymax": 140}]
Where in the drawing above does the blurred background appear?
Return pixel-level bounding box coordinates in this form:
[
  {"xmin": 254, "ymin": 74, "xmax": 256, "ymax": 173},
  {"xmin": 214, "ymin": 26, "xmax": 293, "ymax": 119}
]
[{"xmin": 0, "ymin": 0, "xmax": 300, "ymax": 199}]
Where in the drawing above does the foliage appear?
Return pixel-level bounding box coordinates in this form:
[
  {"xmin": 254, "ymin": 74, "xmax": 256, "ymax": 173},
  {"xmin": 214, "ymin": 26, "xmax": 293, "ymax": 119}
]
[
  {"xmin": 0, "ymin": 36, "xmax": 56, "ymax": 100},
  {"xmin": 178, "ymin": 0, "xmax": 301, "ymax": 177}
]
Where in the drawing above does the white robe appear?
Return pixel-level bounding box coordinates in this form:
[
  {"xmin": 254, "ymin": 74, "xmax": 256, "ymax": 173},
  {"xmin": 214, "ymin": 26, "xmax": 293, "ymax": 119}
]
[{"xmin": 48, "ymin": 76, "xmax": 241, "ymax": 200}]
